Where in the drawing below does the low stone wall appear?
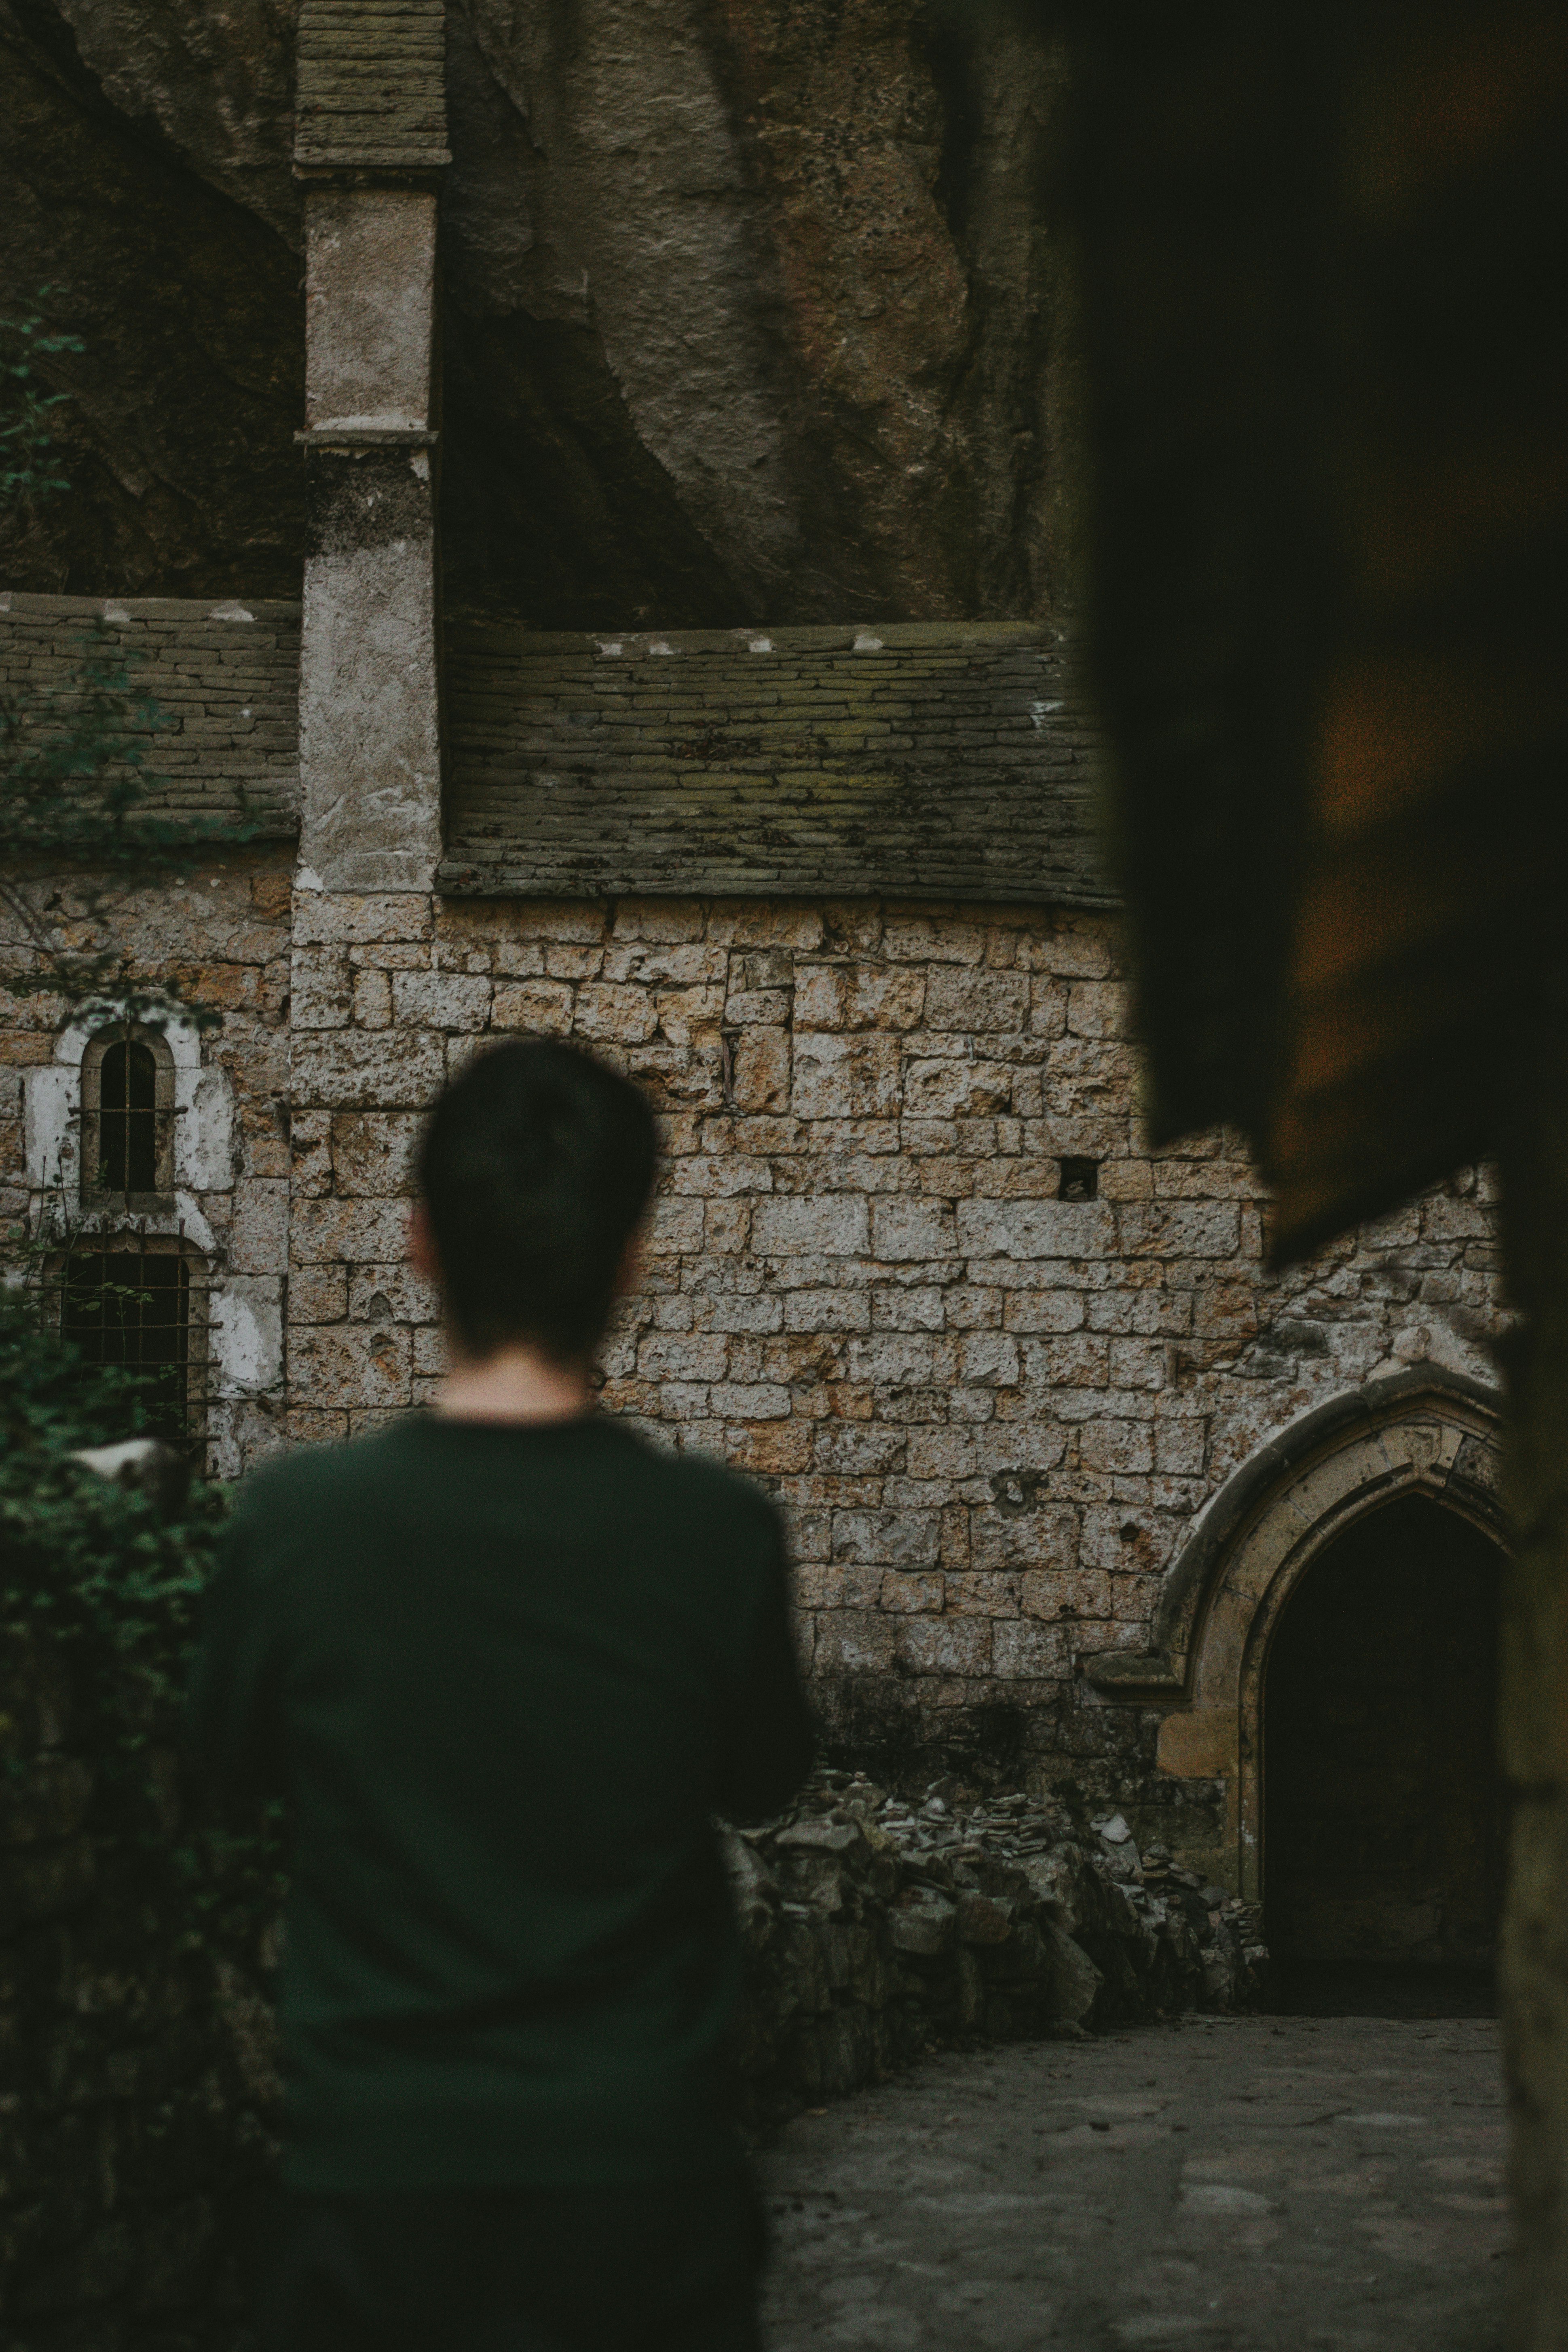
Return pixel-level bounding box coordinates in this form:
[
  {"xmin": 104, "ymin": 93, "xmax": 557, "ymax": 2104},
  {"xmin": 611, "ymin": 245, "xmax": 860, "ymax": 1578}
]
[
  {"xmin": 731, "ymin": 1769, "xmax": 1267, "ymax": 2124},
  {"xmin": 0, "ymin": 1703, "xmax": 1263, "ymax": 2346}
]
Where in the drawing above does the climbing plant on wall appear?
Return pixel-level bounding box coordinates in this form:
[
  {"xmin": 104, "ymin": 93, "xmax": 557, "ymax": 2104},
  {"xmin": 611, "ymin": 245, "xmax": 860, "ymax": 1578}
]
[
  {"xmin": 0, "ymin": 294, "xmax": 254, "ymax": 1022},
  {"xmin": 0, "ymin": 1285, "xmax": 281, "ymax": 1934}
]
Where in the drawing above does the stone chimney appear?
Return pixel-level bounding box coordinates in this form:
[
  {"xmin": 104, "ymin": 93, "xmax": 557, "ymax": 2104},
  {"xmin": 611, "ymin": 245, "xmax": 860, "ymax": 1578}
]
[{"xmin": 292, "ymin": 0, "xmax": 449, "ymax": 892}]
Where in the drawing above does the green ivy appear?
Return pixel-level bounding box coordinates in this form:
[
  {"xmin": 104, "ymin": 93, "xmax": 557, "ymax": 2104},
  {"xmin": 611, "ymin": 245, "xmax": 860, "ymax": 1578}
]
[
  {"xmin": 0, "ymin": 1288, "xmax": 283, "ymax": 1948},
  {"xmin": 0, "ymin": 292, "xmax": 260, "ymax": 1017},
  {"xmin": 0, "ymin": 296, "xmax": 83, "ymax": 506}
]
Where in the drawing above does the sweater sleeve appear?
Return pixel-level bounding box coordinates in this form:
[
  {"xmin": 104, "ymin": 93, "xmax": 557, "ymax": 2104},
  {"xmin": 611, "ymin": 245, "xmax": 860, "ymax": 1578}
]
[
  {"xmin": 720, "ymin": 1513, "xmax": 816, "ymax": 1826},
  {"xmin": 185, "ymin": 1494, "xmax": 289, "ymax": 1813}
]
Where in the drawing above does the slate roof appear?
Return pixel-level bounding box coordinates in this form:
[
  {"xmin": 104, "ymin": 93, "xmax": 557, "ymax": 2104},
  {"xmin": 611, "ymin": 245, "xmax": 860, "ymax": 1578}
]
[
  {"xmin": 438, "ymin": 621, "xmax": 1112, "ymax": 906},
  {"xmin": 294, "ymin": 0, "xmax": 450, "ymax": 171},
  {"xmin": 0, "ymin": 593, "xmax": 301, "ymax": 841},
  {"xmin": 0, "ymin": 600, "xmax": 1114, "ymax": 907}
]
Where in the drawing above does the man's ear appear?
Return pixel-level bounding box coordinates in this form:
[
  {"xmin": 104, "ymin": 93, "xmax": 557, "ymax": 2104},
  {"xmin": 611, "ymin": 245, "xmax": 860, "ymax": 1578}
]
[{"xmin": 408, "ymin": 1199, "xmax": 442, "ymax": 1286}]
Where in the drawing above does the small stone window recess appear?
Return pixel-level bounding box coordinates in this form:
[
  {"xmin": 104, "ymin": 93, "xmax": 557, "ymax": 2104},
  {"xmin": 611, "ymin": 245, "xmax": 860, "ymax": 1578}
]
[
  {"xmin": 58, "ymin": 1236, "xmax": 208, "ymax": 1446},
  {"xmin": 80, "ymin": 1025, "xmax": 176, "ymax": 1211},
  {"xmin": 1058, "ymin": 1156, "xmax": 1100, "ymax": 1201}
]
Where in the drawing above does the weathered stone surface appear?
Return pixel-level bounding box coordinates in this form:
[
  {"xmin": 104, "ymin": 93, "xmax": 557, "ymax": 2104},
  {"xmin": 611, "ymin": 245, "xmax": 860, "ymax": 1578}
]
[
  {"xmin": 0, "ymin": 2, "xmax": 1071, "ymax": 624},
  {"xmin": 761, "ymin": 2020, "xmax": 1507, "ymax": 2351}
]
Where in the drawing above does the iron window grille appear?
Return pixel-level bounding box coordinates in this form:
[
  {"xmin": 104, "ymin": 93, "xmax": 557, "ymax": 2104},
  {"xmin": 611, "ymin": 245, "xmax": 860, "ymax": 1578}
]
[
  {"xmin": 80, "ymin": 1024, "xmax": 177, "ymax": 1212},
  {"xmin": 30, "ymin": 1222, "xmax": 213, "ymax": 1450}
]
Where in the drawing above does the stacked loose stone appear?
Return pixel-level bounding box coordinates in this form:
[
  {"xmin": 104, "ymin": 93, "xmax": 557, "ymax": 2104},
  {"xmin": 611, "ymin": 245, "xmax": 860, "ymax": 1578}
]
[{"xmin": 727, "ymin": 1769, "xmax": 1268, "ymax": 2123}]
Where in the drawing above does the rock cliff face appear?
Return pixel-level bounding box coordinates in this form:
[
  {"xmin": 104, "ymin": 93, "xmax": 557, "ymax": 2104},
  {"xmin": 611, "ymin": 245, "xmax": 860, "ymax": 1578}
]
[{"xmin": 0, "ymin": 0, "xmax": 1073, "ymax": 623}]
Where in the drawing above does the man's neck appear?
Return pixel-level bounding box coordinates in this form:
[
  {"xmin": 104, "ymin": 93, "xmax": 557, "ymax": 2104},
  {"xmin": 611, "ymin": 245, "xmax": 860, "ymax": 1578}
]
[{"xmin": 433, "ymin": 1341, "xmax": 594, "ymax": 1424}]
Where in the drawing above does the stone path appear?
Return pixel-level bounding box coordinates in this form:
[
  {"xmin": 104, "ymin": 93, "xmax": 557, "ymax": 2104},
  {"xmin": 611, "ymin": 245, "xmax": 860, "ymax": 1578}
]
[{"xmin": 759, "ymin": 2016, "xmax": 1505, "ymax": 2351}]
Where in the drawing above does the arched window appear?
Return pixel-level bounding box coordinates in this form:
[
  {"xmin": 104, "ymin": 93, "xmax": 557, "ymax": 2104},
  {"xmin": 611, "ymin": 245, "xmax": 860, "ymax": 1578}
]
[{"xmin": 80, "ymin": 1025, "xmax": 175, "ymax": 1207}]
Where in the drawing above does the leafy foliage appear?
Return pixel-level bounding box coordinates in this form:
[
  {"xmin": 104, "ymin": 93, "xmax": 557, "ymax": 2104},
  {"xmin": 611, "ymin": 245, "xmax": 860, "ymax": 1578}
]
[
  {"xmin": 0, "ymin": 293, "xmax": 257, "ymax": 1016},
  {"xmin": 0, "ymin": 298, "xmax": 83, "ymax": 507},
  {"xmin": 0, "ymin": 1287, "xmax": 283, "ymax": 1942}
]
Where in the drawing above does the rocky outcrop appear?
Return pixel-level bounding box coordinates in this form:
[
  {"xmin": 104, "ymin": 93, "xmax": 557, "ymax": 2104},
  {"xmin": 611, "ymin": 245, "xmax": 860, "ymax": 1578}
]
[
  {"xmin": 729, "ymin": 1770, "xmax": 1268, "ymax": 2124},
  {"xmin": 0, "ymin": 0, "xmax": 1074, "ymax": 623}
]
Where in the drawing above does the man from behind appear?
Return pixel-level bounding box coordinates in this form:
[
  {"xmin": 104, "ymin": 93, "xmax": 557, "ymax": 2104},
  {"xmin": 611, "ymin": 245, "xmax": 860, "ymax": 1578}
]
[{"xmin": 189, "ymin": 1039, "xmax": 814, "ymax": 2350}]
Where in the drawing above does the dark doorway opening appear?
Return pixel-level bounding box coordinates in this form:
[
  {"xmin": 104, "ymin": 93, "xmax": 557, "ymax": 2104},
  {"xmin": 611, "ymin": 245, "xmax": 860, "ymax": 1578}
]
[{"xmin": 1264, "ymin": 1495, "xmax": 1504, "ymax": 2016}]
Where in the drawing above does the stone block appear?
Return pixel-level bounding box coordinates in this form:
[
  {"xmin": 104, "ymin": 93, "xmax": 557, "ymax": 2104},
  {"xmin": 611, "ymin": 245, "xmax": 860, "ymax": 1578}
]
[
  {"xmin": 391, "ymin": 970, "xmax": 492, "ymax": 1030},
  {"xmin": 832, "ymin": 1508, "xmax": 941, "ymax": 1568},
  {"xmin": 902, "ymin": 1059, "xmax": 1014, "ymax": 1119},
  {"xmin": 708, "ymin": 904, "xmax": 824, "ymax": 949},
  {"xmin": 543, "ymin": 943, "xmax": 606, "ymax": 981},
  {"xmin": 709, "ymin": 1294, "xmax": 785, "ymax": 1334},
  {"xmin": 604, "ymin": 940, "xmax": 727, "ymax": 987},
  {"xmin": 228, "ymin": 1179, "xmax": 288, "ymax": 1274},
  {"xmin": 845, "ymin": 1335, "xmax": 934, "ymax": 1386},
  {"xmin": 879, "ymin": 1571, "xmax": 945, "ymax": 1612},
  {"xmin": 353, "ymin": 966, "xmax": 393, "ymax": 1027},
  {"xmin": 1003, "ymin": 1289, "xmax": 1086, "ymax": 1333},
  {"xmin": 492, "ymin": 978, "xmax": 577, "ymax": 1034},
  {"xmin": 957, "ymin": 1199, "xmax": 1115, "ymax": 1260},
  {"xmin": 792, "ymin": 1033, "xmax": 902, "ymax": 1120},
  {"xmin": 290, "ymin": 948, "xmax": 353, "ymax": 1029},
  {"xmin": 971, "ymin": 1503, "xmax": 1078, "ymax": 1573},
  {"xmin": 292, "ymin": 1028, "xmax": 445, "ymax": 1110},
  {"xmin": 784, "ymin": 1288, "xmax": 871, "ymax": 1333},
  {"xmin": 574, "ymin": 982, "xmax": 660, "ymax": 1045},
  {"xmin": 991, "ymin": 1617, "xmax": 1070, "ymax": 1675},
  {"xmin": 348, "ymin": 1262, "xmax": 438, "ymax": 1324},
  {"xmin": 813, "ymin": 1610, "xmax": 896, "ymax": 1671},
  {"xmin": 895, "ymin": 1618, "xmax": 993, "ymax": 1675},
  {"xmin": 331, "ymin": 1111, "xmax": 422, "ymax": 1196},
  {"xmin": 922, "ymin": 968, "xmax": 1029, "ymax": 1033},
  {"xmin": 1022, "ymin": 1565, "xmax": 1112, "ymax": 1620},
  {"xmin": 1078, "ymin": 1420, "xmax": 1155, "ymax": 1475},
  {"xmin": 753, "ymin": 1195, "xmax": 869, "ymax": 1258},
  {"xmin": 871, "ymin": 1197, "xmax": 955, "ymax": 1263},
  {"xmin": 944, "ymin": 1571, "xmax": 1020, "ymax": 1618},
  {"xmin": 292, "ymin": 891, "xmax": 433, "ymax": 946},
  {"xmin": 881, "ymin": 915, "xmax": 987, "ymax": 965},
  {"xmin": 288, "ymin": 1321, "xmax": 412, "ymax": 1407},
  {"xmin": 1065, "ymin": 980, "xmax": 1127, "ymax": 1038},
  {"xmin": 733, "ymin": 1027, "xmax": 792, "ymax": 1112},
  {"xmin": 960, "ymin": 1332, "xmax": 1019, "ymax": 1388},
  {"xmin": 289, "ymin": 1265, "xmax": 349, "ymax": 1322},
  {"xmin": 872, "ymin": 1285, "xmax": 947, "ymax": 1331},
  {"xmin": 1119, "ymin": 1202, "xmax": 1242, "ymax": 1259},
  {"xmin": 290, "ymin": 1196, "xmax": 418, "ymax": 1263}
]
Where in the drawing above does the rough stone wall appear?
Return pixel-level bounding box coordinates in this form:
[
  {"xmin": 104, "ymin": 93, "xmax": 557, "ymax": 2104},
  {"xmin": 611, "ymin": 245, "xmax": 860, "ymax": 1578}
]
[
  {"xmin": 1, "ymin": 0, "xmax": 1071, "ymax": 624},
  {"xmin": 283, "ymin": 885, "xmax": 1508, "ymax": 1829},
  {"xmin": 1, "ymin": 851, "xmax": 294, "ymax": 1479},
  {"xmin": 0, "ymin": 868, "xmax": 1511, "ymax": 1806}
]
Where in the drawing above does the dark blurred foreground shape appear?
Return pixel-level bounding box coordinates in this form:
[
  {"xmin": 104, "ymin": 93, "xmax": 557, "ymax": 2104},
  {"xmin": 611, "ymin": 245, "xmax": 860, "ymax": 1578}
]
[{"xmin": 1061, "ymin": 0, "xmax": 1568, "ymax": 2338}]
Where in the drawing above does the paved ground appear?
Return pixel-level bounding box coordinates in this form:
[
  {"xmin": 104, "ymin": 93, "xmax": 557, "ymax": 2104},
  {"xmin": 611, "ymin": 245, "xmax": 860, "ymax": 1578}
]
[{"xmin": 759, "ymin": 2017, "xmax": 1506, "ymax": 2351}]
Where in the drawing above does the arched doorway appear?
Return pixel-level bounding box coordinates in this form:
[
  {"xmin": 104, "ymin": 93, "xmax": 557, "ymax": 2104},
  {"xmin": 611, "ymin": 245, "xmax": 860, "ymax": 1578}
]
[
  {"xmin": 1081, "ymin": 1371, "xmax": 1509, "ymax": 1908},
  {"xmin": 1263, "ymin": 1494, "xmax": 1505, "ymax": 2003}
]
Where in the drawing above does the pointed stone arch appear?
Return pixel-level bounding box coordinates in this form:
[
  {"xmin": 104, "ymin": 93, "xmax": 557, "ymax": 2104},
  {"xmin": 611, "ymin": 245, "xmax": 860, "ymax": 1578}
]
[{"xmin": 1083, "ymin": 1369, "xmax": 1508, "ymax": 1898}]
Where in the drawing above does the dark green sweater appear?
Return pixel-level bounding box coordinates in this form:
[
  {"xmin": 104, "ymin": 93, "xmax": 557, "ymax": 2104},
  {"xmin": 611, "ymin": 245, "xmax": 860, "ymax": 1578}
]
[{"xmin": 187, "ymin": 1414, "xmax": 813, "ymax": 2190}]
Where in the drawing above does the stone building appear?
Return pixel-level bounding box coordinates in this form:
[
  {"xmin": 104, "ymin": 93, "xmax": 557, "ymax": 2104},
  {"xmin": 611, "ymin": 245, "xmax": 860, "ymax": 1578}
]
[{"xmin": 1, "ymin": 3, "xmax": 1511, "ymax": 1963}]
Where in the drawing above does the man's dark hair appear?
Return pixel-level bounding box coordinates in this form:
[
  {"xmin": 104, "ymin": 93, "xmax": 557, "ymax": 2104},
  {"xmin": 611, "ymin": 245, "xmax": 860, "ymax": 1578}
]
[{"xmin": 417, "ymin": 1040, "xmax": 657, "ymax": 1363}]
